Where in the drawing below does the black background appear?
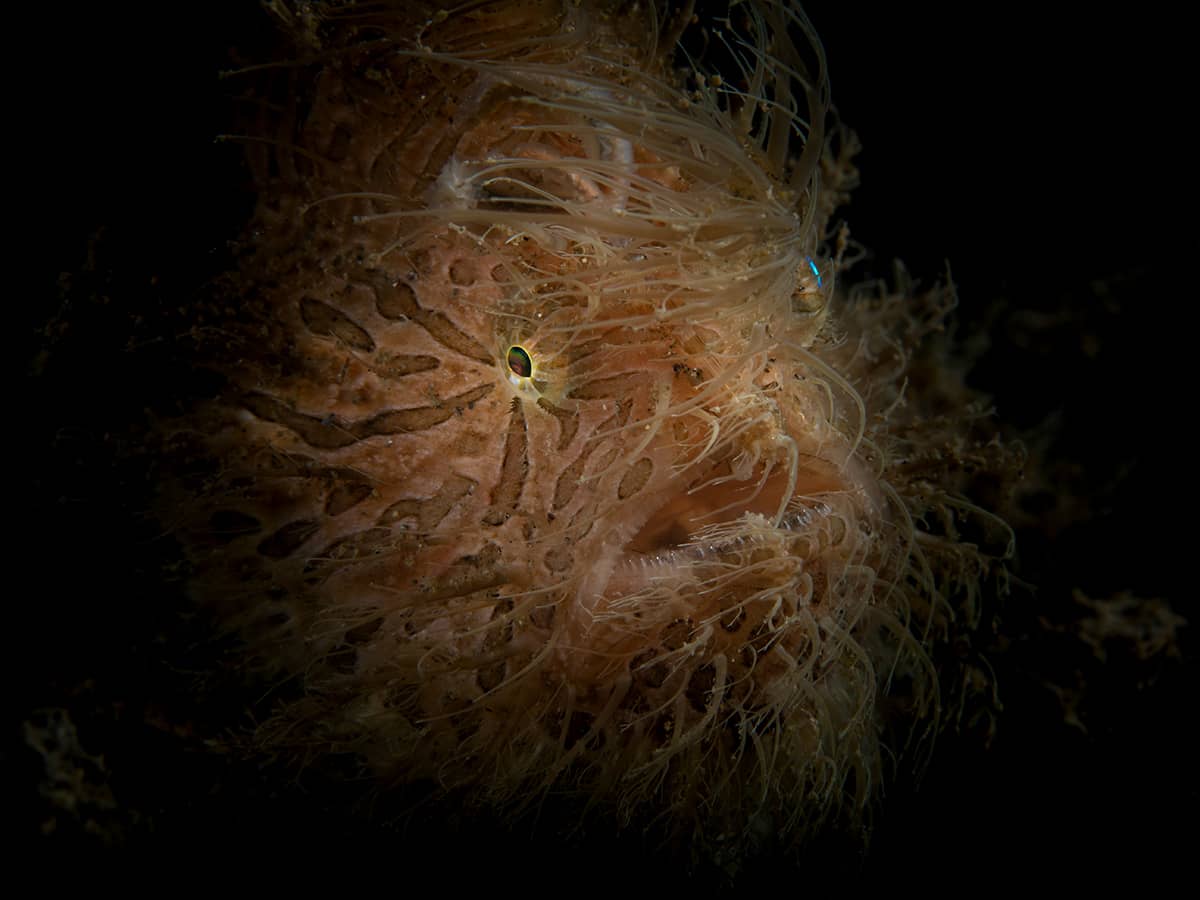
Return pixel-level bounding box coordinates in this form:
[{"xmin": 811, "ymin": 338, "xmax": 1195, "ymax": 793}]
[{"xmin": 16, "ymin": 1, "xmax": 1192, "ymax": 890}]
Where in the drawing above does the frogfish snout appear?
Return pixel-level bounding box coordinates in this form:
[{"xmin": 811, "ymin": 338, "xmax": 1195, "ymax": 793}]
[{"xmin": 156, "ymin": 0, "xmax": 1017, "ymax": 862}]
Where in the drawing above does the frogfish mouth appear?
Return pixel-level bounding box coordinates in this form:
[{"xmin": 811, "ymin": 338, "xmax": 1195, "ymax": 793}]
[{"xmin": 156, "ymin": 0, "xmax": 1016, "ymax": 861}]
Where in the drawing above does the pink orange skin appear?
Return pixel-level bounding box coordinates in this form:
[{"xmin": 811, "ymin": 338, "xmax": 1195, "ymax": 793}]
[{"xmin": 157, "ymin": 0, "xmax": 1018, "ymax": 865}]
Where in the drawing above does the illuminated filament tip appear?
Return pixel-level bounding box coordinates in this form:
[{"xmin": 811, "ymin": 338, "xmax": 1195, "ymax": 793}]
[{"xmin": 806, "ymin": 256, "xmax": 823, "ymax": 289}]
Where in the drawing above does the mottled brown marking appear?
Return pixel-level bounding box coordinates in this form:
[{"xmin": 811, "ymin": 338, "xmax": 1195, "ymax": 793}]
[
  {"xmin": 617, "ymin": 457, "xmax": 653, "ymax": 500},
  {"xmin": 361, "ymin": 382, "xmax": 493, "ymax": 436},
  {"xmin": 416, "ymin": 307, "xmax": 492, "ymax": 364},
  {"xmin": 364, "ymin": 64, "xmax": 480, "ymax": 194},
  {"xmin": 373, "ymin": 351, "xmax": 439, "ymax": 379},
  {"xmin": 299, "ymin": 297, "xmax": 376, "ymax": 351},
  {"xmin": 425, "ymin": 542, "xmax": 505, "ymax": 601},
  {"xmin": 449, "ymin": 259, "xmax": 476, "ymax": 285},
  {"xmin": 543, "ymin": 544, "xmax": 573, "ymax": 572},
  {"xmin": 482, "ymin": 600, "xmax": 515, "ymax": 652},
  {"xmin": 593, "ymin": 447, "xmax": 621, "ymax": 478},
  {"xmin": 357, "ymin": 401, "xmax": 454, "ymax": 435},
  {"xmin": 747, "ymin": 619, "xmax": 779, "ymax": 656},
  {"xmin": 325, "ymin": 478, "xmax": 374, "ymax": 516},
  {"xmin": 379, "ymin": 473, "xmax": 476, "ymax": 532},
  {"xmin": 562, "ymin": 710, "xmax": 595, "ymax": 750},
  {"xmin": 317, "ymin": 527, "xmax": 396, "ymax": 565},
  {"xmin": 345, "ymin": 618, "xmax": 382, "ymax": 645},
  {"xmin": 536, "ymin": 397, "xmax": 579, "ymax": 451},
  {"xmin": 529, "ymin": 603, "xmax": 556, "ymax": 629},
  {"xmin": 371, "ymin": 276, "xmax": 491, "ymax": 363},
  {"xmin": 246, "ymin": 384, "xmax": 494, "ymax": 448},
  {"xmin": 358, "ymin": 406, "xmax": 454, "ymax": 435},
  {"xmin": 660, "ymin": 617, "xmax": 694, "ymax": 652},
  {"xmin": 567, "ymin": 372, "xmax": 644, "ymax": 400},
  {"xmin": 740, "ymin": 644, "xmax": 757, "ymax": 670},
  {"xmin": 373, "ymin": 279, "xmax": 421, "ymax": 320},
  {"xmin": 631, "ymin": 649, "xmax": 669, "ymax": 689},
  {"xmin": 258, "ymin": 519, "xmax": 320, "ymax": 558},
  {"xmin": 720, "ymin": 605, "xmax": 746, "ymax": 633},
  {"xmin": 243, "ymin": 393, "xmax": 358, "ymax": 449},
  {"xmin": 378, "ymin": 498, "xmax": 421, "ymax": 528},
  {"xmin": 477, "ymin": 662, "xmax": 506, "ymax": 692},
  {"xmin": 568, "ymin": 338, "xmax": 607, "ymax": 362},
  {"xmin": 419, "ymin": 473, "xmax": 477, "ymax": 530},
  {"xmin": 258, "ymin": 453, "xmax": 316, "ymax": 477},
  {"xmin": 686, "ymin": 663, "xmax": 717, "ymax": 713},
  {"xmin": 553, "ymin": 454, "xmax": 586, "ymax": 510},
  {"xmin": 551, "ymin": 405, "xmax": 622, "ymax": 510},
  {"xmin": 484, "ymin": 399, "xmax": 528, "ymax": 525},
  {"xmin": 325, "ymin": 645, "xmax": 358, "ymax": 674}
]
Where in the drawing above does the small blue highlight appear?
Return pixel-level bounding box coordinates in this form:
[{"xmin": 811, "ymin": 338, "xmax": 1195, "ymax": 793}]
[{"xmin": 806, "ymin": 257, "xmax": 823, "ymax": 289}]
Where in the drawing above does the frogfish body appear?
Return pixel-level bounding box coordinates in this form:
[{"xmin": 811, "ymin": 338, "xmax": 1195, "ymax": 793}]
[{"xmin": 156, "ymin": 0, "xmax": 1017, "ymax": 865}]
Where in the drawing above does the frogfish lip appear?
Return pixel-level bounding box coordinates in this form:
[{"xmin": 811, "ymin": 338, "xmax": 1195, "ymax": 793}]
[
  {"xmin": 132, "ymin": 0, "xmax": 1023, "ymax": 868},
  {"xmin": 598, "ymin": 452, "xmax": 853, "ymax": 600}
]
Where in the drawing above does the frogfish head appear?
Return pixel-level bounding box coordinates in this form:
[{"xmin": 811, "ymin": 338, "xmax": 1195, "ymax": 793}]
[{"xmin": 156, "ymin": 0, "xmax": 1017, "ymax": 863}]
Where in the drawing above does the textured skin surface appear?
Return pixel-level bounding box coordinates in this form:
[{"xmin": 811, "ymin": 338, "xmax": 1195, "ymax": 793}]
[{"xmin": 154, "ymin": 0, "xmax": 1018, "ymax": 862}]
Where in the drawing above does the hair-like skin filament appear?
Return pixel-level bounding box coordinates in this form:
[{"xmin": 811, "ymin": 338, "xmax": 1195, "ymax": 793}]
[{"xmin": 160, "ymin": 0, "xmax": 1019, "ymax": 869}]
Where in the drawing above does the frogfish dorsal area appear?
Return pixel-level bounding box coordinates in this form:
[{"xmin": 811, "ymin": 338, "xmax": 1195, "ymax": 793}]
[{"xmin": 150, "ymin": 0, "xmax": 1021, "ymax": 867}]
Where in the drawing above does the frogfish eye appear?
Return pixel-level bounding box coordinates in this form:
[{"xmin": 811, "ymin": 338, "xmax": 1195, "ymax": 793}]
[{"xmin": 506, "ymin": 344, "xmax": 532, "ymax": 379}]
